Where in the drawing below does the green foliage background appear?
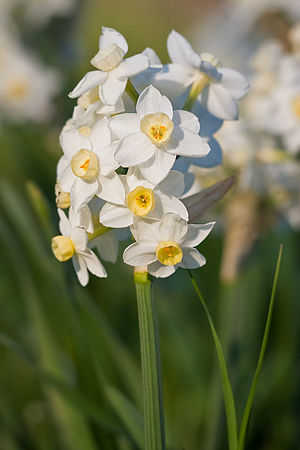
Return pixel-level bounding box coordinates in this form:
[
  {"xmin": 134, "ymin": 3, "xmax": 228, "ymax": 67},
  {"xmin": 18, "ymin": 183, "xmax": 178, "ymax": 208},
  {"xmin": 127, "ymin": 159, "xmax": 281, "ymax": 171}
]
[{"xmin": 0, "ymin": 1, "xmax": 299, "ymax": 448}]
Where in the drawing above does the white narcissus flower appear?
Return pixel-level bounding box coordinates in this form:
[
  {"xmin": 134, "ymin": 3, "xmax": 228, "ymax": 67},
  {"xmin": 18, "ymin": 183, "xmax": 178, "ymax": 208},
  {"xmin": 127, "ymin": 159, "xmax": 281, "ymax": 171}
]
[
  {"xmin": 110, "ymin": 85, "xmax": 210, "ymax": 184},
  {"xmin": 69, "ymin": 27, "xmax": 149, "ymax": 106},
  {"xmin": 52, "ymin": 209, "xmax": 107, "ymax": 286},
  {"xmin": 100, "ymin": 168, "xmax": 188, "ymax": 228},
  {"xmin": 59, "ymin": 117, "xmax": 125, "ymax": 213},
  {"xmin": 152, "ymin": 30, "xmax": 249, "ymax": 120},
  {"xmin": 124, "ymin": 212, "xmax": 215, "ymax": 278}
]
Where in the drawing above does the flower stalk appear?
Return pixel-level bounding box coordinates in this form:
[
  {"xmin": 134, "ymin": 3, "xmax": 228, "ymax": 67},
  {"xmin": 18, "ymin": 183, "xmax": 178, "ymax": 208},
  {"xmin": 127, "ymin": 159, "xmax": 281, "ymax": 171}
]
[
  {"xmin": 183, "ymin": 75, "xmax": 209, "ymax": 111},
  {"xmin": 134, "ymin": 268, "xmax": 165, "ymax": 450},
  {"xmin": 126, "ymin": 78, "xmax": 139, "ymax": 104}
]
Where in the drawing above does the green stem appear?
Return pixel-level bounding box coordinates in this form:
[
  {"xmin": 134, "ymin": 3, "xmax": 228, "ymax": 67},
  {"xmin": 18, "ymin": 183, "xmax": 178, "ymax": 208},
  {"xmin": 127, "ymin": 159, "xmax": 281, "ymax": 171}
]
[
  {"xmin": 134, "ymin": 270, "xmax": 165, "ymax": 450},
  {"xmin": 183, "ymin": 75, "xmax": 209, "ymax": 111},
  {"xmin": 238, "ymin": 244, "xmax": 283, "ymax": 450},
  {"xmin": 188, "ymin": 270, "xmax": 238, "ymax": 450},
  {"xmin": 126, "ymin": 79, "xmax": 139, "ymax": 104}
]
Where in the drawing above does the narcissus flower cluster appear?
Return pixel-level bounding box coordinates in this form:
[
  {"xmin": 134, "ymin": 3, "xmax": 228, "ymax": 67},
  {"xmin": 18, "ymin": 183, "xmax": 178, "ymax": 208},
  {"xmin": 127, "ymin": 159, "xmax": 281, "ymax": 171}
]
[{"xmin": 51, "ymin": 27, "xmax": 249, "ymax": 285}]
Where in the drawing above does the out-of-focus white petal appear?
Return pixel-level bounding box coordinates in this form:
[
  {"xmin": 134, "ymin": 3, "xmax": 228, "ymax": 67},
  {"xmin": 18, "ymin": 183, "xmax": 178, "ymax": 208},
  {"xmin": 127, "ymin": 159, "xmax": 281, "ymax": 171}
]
[
  {"xmin": 99, "ymin": 27, "xmax": 128, "ymax": 54},
  {"xmin": 202, "ymin": 84, "xmax": 239, "ymax": 120},
  {"xmin": 123, "ymin": 242, "xmax": 157, "ymax": 266},
  {"xmin": 166, "ymin": 127, "xmax": 210, "ymax": 157},
  {"xmin": 100, "ymin": 203, "xmax": 132, "ymax": 228},
  {"xmin": 143, "ymin": 47, "xmax": 162, "ymax": 65},
  {"xmin": 99, "ymin": 71, "xmax": 127, "ymax": 105},
  {"xmin": 71, "ymin": 178, "xmax": 98, "ymax": 213},
  {"xmin": 91, "ymin": 232, "xmax": 119, "ymax": 263},
  {"xmin": 155, "ymin": 170, "xmax": 185, "ymax": 197},
  {"xmin": 191, "ymin": 101, "xmax": 223, "ymax": 137},
  {"xmin": 172, "ymin": 110, "xmax": 200, "ymax": 134},
  {"xmin": 72, "ymin": 253, "xmax": 89, "ymax": 286},
  {"xmin": 159, "ymin": 212, "xmax": 188, "ymax": 242},
  {"xmin": 167, "ymin": 30, "xmax": 201, "ymax": 69},
  {"xmin": 97, "ymin": 172, "xmax": 125, "ymax": 205},
  {"xmin": 139, "ymin": 149, "xmax": 176, "ymax": 185},
  {"xmin": 117, "ymin": 54, "xmax": 149, "ymax": 79},
  {"xmin": 179, "ymin": 248, "xmax": 206, "ymax": 269},
  {"xmin": 219, "ymin": 68, "xmax": 249, "ymax": 99},
  {"xmin": 136, "ymin": 85, "xmax": 173, "ymax": 120},
  {"xmin": 115, "ymin": 132, "xmax": 155, "ymax": 167},
  {"xmin": 148, "ymin": 260, "xmax": 176, "ymax": 278},
  {"xmin": 69, "ymin": 71, "xmax": 107, "ymax": 99},
  {"xmin": 109, "ymin": 113, "xmax": 140, "ymax": 139},
  {"xmin": 179, "ymin": 222, "xmax": 215, "ymax": 247},
  {"xmin": 151, "ymin": 64, "xmax": 195, "ymax": 99},
  {"xmin": 58, "ymin": 208, "xmax": 70, "ymax": 236}
]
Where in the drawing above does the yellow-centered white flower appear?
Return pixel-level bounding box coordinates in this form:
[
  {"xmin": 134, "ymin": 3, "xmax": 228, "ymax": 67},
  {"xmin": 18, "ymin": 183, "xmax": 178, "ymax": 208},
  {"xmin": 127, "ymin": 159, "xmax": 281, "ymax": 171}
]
[
  {"xmin": 52, "ymin": 209, "xmax": 107, "ymax": 286},
  {"xmin": 110, "ymin": 85, "xmax": 210, "ymax": 184},
  {"xmin": 123, "ymin": 212, "xmax": 215, "ymax": 278},
  {"xmin": 100, "ymin": 167, "xmax": 188, "ymax": 228},
  {"xmin": 58, "ymin": 117, "xmax": 125, "ymax": 213},
  {"xmin": 69, "ymin": 27, "xmax": 149, "ymax": 106}
]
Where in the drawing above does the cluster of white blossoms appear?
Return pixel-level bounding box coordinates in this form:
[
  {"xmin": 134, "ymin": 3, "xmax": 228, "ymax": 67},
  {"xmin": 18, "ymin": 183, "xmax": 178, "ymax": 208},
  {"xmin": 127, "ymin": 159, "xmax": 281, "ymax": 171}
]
[{"xmin": 52, "ymin": 27, "xmax": 249, "ymax": 285}]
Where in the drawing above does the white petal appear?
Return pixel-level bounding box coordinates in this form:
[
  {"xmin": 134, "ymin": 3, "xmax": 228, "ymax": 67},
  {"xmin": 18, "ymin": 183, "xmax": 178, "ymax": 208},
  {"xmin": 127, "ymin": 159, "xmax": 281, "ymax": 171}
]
[
  {"xmin": 109, "ymin": 113, "xmax": 140, "ymax": 139},
  {"xmin": 126, "ymin": 166, "xmax": 154, "ymax": 191},
  {"xmin": 142, "ymin": 47, "xmax": 162, "ymax": 65},
  {"xmin": 136, "ymin": 85, "xmax": 173, "ymax": 120},
  {"xmin": 60, "ymin": 128, "xmax": 91, "ymax": 160},
  {"xmin": 70, "ymin": 205, "xmax": 94, "ymax": 233},
  {"xmin": 71, "ymin": 226, "xmax": 88, "ymax": 251},
  {"xmin": 179, "ymin": 222, "xmax": 215, "ymax": 247},
  {"xmin": 148, "ymin": 260, "xmax": 176, "ymax": 278},
  {"xmin": 99, "ymin": 27, "xmax": 128, "ymax": 54},
  {"xmin": 71, "ymin": 178, "xmax": 98, "ymax": 213},
  {"xmin": 79, "ymin": 248, "xmax": 107, "ymax": 278},
  {"xmin": 157, "ymin": 194, "xmax": 188, "ymax": 221},
  {"xmin": 166, "ymin": 127, "xmax": 210, "ymax": 157},
  {"xmin": 99, "ymin": 71, "xmax": 127, "ymax": 106},
  {"xmin": 115, "ymin": 132, "xmax": 155, "ymax": 167},
  {"xmin": 90, "ymin": 117, "xmax": 111, "ymax": 150},
  {"xmin": 189, "ymin": 137, "xmax": 222, "ymax": 168},
  {"xmin": 59, "ymin": 165, "xmax": 74, "ymax": 192},
  {"xmin": 172, "ymin": 110, "xmax": 200, "ymax": 134},
  {"xmin": 130, "ymin": 217, "xmax": 160, "ymax": 243},
  {"xmin": 91, "ymin": 232, "xmax": 119, "ymax": 263},
  {"xmin": 219, "ymin": 68, "xmax": 250, "ymax": 99},
  {"xmin": 159, "ymin": 212, "xmax": 188, "ymax": 242},
  {"xmin": 167, "ymin": 30, "xmax": 201, "ymax": 69},
  {"xmin": 57, "ymin": 155, "xmax": 69, "ymax": 179},
  {"xmin": 191, "ymin": 101, "xmax": 223, "ymax": 136},
  {"xmin": 72, "ymin": 253, "xmax": 89, "ymax": 286},
  {"xmin": 139, "ymin": 149, "xmax": 176, "ymax": 185},
  {"xmin": 69, "ymin": 71, "xmax": 107, "ymax": 98},
  {"xmin": 95, "ymin": 144, "xmax": 119, "ymax": 176},
  {"xmin": 97, "ymin": 172, "xmax": 125, "ymax": 205},
  {"xmin": 58, "ymin": 208, "xmax": 70, "ymax": 236},
  {"xmin": 100, "ymin": 203, "xmax": 133, "ymax": 228},
  {"xmin": 155, "ymin": 170, "xmax": 185, "ymax": 197},
  {"xmin": 179, "ymin": 248, "xmax": 206, "ymax": 269},
  {"xmin": 151, "ymin": 63, "xmax": 195, "ymax": 99},
  {"xmin": 202, "ymin": 84, "xmax": 239, "ymax": 120},
  {"xmin": 117, "ymin": 54, "xmax": 149, "ymax": 79},
  {"xmin": 123, "ymin": 242, "xmax": 157, "ymax": 266}
]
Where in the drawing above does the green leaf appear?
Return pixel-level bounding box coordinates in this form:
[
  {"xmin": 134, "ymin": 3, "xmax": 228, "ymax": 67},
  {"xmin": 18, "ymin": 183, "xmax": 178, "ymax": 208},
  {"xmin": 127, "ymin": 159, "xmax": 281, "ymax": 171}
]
[
  {"xmin": 188, "ymin": 270, "xmax": 238, "ymax": 450},
  {"xmin": 238, "ymin": 244, "xmax": 283, "ymax": 450}
]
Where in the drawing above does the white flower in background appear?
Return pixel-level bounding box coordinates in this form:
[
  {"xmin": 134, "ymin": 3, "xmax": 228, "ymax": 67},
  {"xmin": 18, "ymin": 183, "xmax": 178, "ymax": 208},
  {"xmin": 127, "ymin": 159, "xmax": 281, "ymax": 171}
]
[
  {"xmin": 69, "ymin": 27, "xmax": 149, "ymax": 106},
  {"xmin": 124, "ymin": 212, "xmax": 215, "ymax": 278},
  {"xmin": 59, "ymin": 118, "xmax": 125, "ymax": 213},
  {"xmin": 110, "ymin": 85, "xmax": 210, "ymax": 184},
  {"xmin": 52, "ymin": 209, "xmax": 107, "ymax": 286},
  {"xmin": 152, "ymin": 30, "xmax": 249, "ymax": 120},
  {"xmin": 100, "ymin": 168, "xmax": 188, "ymax": 228},
  {"xmin": 19, "ymin": 0, "xmax": 76, "ymax": 26},
  {"xmin": 0, "ymin": 50, "xmax": 59, "ymax": 123}
]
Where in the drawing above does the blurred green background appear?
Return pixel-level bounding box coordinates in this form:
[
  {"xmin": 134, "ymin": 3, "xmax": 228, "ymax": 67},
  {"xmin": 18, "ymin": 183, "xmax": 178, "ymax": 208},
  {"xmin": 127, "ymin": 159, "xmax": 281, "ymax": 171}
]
[{"xmin": 1, "ymin": 1, "xmax": 300, "ymax": 449}]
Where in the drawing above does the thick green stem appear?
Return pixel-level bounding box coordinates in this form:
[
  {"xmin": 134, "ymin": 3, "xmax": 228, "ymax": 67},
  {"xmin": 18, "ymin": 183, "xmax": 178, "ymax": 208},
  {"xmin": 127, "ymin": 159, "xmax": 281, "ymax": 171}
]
[
  {"xmin": 183, "ymin": 75, "xmax": 209, "ymax": 111},
  {"xmin": 134, "ymin": 269, "xmax": 165, "ymax": 450},
  {"xmin": 126, "ymin": 79, "xmax": 139, "ymax": 104}
]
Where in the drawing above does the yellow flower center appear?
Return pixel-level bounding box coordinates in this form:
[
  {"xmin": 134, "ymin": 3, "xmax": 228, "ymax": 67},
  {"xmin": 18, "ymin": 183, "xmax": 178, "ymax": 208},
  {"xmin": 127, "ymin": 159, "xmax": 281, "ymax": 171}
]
[
  {"xmin": 156, "ymin": 241, "xmax": 183, "ymax": 266},
  {"xmin": 7, "ymin": 80, "xmax": 29, "ymax": 100},
  {"xmin": 71, "ymin": 149, "xmax": 99, "ymax": 180},
  {"xmin": 140, "ymin": 113, "xmax": 174, "ymax": 145},
  {"xmin": 292, "ymin": 96, "xmax": 300, "ymax": 118},
  {"xmin": 201, "ymin": 53, "xmax": 221, "ymax": 68},
  {"xmin": 126, "ymin": 186, "xmax": 155, "ymax": 216},
  {"xmin": 51, "ymin": 236, "xmax": 74, "ymax": 262},
  {"xmin": 55, "ymin": 183, "xmax": 70, "ymax": 209},
  {"xmin": 91, "ymin": 43, "xmax": 125, "ymax": 72}
]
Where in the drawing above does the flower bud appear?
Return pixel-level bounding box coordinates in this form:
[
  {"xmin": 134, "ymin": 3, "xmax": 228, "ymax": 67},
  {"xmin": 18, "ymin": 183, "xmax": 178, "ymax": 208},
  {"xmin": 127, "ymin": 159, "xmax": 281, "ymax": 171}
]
[
  {"xmin": 52, "ymin": 236, "xmax": 74, "ymax": 262},
  {"xmin": 55, "ymin": 183, "xmax": 70, "ymax": 209},
  {"xmin": 91, "ymin": 44, "xmax": 125, "ymax": 71}
]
